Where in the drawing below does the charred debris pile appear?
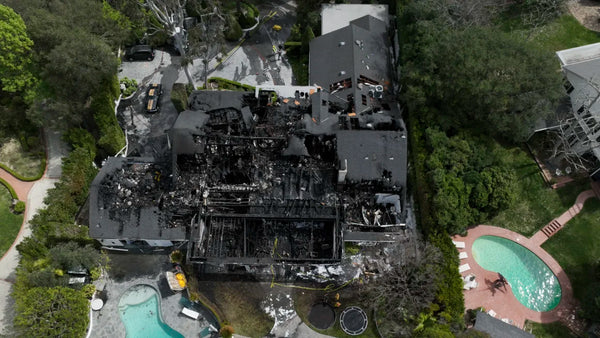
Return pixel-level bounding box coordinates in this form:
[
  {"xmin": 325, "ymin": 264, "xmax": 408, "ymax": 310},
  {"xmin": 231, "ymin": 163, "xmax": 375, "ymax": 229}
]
[{"xmin": 90, "ymin": 89, "xmax": 408, "ymax": 265}]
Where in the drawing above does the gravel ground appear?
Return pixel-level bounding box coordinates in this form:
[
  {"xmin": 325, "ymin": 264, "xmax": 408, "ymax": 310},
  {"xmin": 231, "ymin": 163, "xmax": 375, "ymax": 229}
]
[{"xmin": 568, "ymin": 0, "xmax": 600, "ymax": 31}]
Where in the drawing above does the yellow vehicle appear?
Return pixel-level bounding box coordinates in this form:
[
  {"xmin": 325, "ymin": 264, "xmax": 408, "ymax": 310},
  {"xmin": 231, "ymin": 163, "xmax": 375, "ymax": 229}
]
[{"xmin": 273, "ymin": 24, "xmax": 282, "ymax": 31}]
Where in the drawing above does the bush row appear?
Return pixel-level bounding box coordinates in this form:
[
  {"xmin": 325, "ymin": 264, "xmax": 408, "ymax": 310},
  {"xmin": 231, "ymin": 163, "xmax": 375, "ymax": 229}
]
[
  {"xmin": 0, "ymin": 158, "xmax": 45, "ymax": 181},
  {"xmin": 12, "ymin": 135, "xmax": 101, "ymax": 337},
  {"xmin": 208, "ymin": 77, "xmax": 255, "ymax": 91},
  {"xmin": 92, "ymin": 76, "xmax": 126, "ymax": 159},
  {"xmin": 0, "ymin": 177, "xmax": 18, "ymax": 199}
]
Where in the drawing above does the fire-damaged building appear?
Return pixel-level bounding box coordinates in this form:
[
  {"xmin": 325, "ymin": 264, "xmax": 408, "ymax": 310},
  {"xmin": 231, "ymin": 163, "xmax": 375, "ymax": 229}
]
[{"xmin": 89, "ymin": 6, "xmax": 408, "ymax": 267}]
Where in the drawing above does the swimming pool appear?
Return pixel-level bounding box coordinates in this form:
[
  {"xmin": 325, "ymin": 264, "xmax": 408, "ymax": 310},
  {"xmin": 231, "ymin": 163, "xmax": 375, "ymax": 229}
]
[
  {"xmin": 472, "ymin": 235, "xmax": 561, "ymax": 312},
  {"xmin": 118, "ymin": 284, "xmax": 183, "ymax": 338}
]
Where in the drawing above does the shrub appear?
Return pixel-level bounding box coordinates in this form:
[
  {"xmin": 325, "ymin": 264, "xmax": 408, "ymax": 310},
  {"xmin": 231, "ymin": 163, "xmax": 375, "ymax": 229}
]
[
  {"xmin": 225, "ymin": 14, "xmax": 243, "ymax": 41},
  {"xmin": 0, "ymin": 177, "xmax": 18, "ymax": 199},
  {"xmin": 90, "ymin": 267, "xmax": 101, "ymax": 281},
  {"xmin": 171, "ymin": 83, "xmax": 189, "ymax": 112},
  {"xmin": 14, "ymin": 200, "xmax": 25, "ymax": 214},
  {"xmin": 208, "ymin": 77, "xmax": 255, "ymax": 91},
  {"xmin": 92, "ymin": 78, "xmax": 125, "ymax": 157},
  {"xmin": 64, "ymin": 128, "xmax": 97, "ymax": 159},
  {"xmin": 81, "ymin": 284, "xmax": 96, "ymax": 299},
  {"xmin": 119, "ymin": 77, "xmax": 138, "ymax": 97},
  {"xmin": 170, "ymin": 250, "xmax": 183, "ymax": 263},
  {"xmin": 220, "ymin": 324, "xmax": 235, "ymax": 338}
]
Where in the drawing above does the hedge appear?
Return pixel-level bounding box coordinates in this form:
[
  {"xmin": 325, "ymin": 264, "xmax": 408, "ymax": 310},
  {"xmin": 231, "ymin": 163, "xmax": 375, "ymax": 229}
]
[
  {"xmin": 0, "ymin": 157, "xmax": 46, "ymax": 182},
  {"xmin": 0, "ymin": 177, "xmax": 18, "ymax": 199},
  {"xmin": 171, "ymin": 83, "xmax": 189, "ymax": 112},
  {"xmin": 208, "ymin": 77, "xmax": 255, "ymax": 92},
  {"xmin": 92, "ymin": 77, "xmax": 126, "ymax": 158}
]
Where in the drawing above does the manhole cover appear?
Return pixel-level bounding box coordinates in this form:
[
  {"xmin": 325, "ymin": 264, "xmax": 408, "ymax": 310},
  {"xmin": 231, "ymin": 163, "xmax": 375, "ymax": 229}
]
[
  {"xmin": 308, "ymin": 302, "xmax": 335, "ymax": 329},
  {"xmin": 340, "ymin": 306, "xmax": 368, "ymax": 335}
]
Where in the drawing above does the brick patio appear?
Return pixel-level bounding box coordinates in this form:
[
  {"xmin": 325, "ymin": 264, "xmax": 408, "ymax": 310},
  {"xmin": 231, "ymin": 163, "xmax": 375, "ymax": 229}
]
[{"xmin": 452, "ymin": 225, "xmax": 577, "ymax": 329}]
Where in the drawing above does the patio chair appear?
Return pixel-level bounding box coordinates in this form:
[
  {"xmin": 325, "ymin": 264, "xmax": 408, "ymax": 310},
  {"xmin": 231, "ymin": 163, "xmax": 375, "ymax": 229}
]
[
  {"xmin": 459, "ymin": 251, "xmax": 468, "ymax": 259},
  {"xmin": 458, "ymin": 263, "xmax": 471, "ymax": 273},
  {"xmin": 181, "ymin": 307, "xmax": 200, "ymax": 320},
  {"xmin": 452, "ymin": 241, "xmax": 466, "ymax": 249}
]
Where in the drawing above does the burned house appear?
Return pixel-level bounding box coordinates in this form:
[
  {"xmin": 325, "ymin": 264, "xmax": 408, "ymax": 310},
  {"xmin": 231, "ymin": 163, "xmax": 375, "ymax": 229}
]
[{"xmin": 89, "ymin": 7, "xmax": 408, "ymax": 266}]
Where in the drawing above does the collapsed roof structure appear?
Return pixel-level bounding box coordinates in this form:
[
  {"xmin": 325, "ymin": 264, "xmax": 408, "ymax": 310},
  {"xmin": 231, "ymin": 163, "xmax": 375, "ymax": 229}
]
[{"xmin": 89, "ymin": 5, "xmax": 408, "ymax": 267}]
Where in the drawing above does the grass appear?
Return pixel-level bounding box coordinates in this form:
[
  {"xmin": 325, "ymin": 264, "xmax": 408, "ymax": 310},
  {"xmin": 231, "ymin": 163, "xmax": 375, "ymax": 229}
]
[
  {"xmin": 0, "ymin": 137, "xmax": 44, "ymax": 178},
  {"xmin": 524, "ymin": 320, "xmax": 577, "ymax": 338},
  {"xmin": 489, "ymin": 146, "xmax": 588, "ymax": 237},
  {"xmin": 285, "ymin": 46, "xmax": 308, "ymax": 85},
  {"xmin": 0, "ymin": 184, "xmax": 23, "ymax": 257},
  {"xmin": 197, "ymin": 281, "xmax": 273, "ymax": 337},
  {"xmin": 293, "ymin": 286, "xmax": 380, "ymax": 338},
  {"xmin": 529, "ymin": 15, "xmax": 600, "ymax": 52},
  {"xmin": 542, "ymin": 198, "xmax": 600, "ymax": 300}
]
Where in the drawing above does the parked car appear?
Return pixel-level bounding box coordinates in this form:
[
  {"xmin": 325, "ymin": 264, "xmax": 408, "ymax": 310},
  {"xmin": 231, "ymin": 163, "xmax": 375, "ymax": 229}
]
[
  {"xmin": 125, "ymin": 45, "xmax": 155, "ymax": 61},
  {"xmin": 145, "ymin": 83, "xmax": 162, "ymax": 113}
]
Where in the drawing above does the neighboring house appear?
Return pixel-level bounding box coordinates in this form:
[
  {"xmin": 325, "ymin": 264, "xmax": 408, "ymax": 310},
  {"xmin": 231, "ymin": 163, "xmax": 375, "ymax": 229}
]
[
  {"xmin": 554, "ymin": 43, "xmax": 600, "ymax": 176},
  {"xmin": 473, "ymin": 312, "xmax": 534, "ymax": 338},
  {"xmin": 89, "ymin": 5, "xmax": 408, "ymax": 268}
]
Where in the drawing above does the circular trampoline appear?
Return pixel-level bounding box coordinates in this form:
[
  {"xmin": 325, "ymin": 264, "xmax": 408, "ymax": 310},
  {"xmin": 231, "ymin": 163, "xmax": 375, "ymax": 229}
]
[
  {"xmin": 340, "ymin": 306, "xmax": 368, "ymax": 335},
  {"xmin": 308, "ymin": 303, "xmax": 335, "ymax": 329}
]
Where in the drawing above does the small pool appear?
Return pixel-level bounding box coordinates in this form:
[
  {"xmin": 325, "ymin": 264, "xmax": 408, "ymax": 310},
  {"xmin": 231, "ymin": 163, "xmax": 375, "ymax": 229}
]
[
  {"xmin": 118, "ymin": 285, "xmax": 183, "ymax": 338},
  {"xmin": 472, "ymin": 236, "xmax": 561, "ymax": 312}
]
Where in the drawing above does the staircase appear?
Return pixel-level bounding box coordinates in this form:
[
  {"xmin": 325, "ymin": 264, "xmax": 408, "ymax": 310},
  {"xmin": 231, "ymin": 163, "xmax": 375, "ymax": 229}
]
[{"xmin": 541, "ymin": 219, "xmax": 563, "ymax": 238}]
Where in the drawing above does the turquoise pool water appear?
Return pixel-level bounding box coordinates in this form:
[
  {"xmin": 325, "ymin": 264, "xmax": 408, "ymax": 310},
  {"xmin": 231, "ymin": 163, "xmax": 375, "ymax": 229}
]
[
  {"xmin": 472, "ymin": 235, "xmax": 561, "ymax": 312},
  {"xmin": 118, "ymin": 285, "xmax": 183, "ymax": 338}
]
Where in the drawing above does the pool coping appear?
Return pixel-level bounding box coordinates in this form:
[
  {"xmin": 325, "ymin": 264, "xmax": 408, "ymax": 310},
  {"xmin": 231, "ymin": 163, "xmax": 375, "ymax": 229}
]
[
  {"xmin": 453, "ymin": 225, "xmax": 576, "ymax": 327},
  {"xmin": 117, "ymin": 283, "xmax": 183, "ymax": 337}
]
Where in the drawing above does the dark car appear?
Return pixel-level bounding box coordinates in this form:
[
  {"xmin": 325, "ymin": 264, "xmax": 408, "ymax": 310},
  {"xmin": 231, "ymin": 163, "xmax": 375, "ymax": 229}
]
[
  {"xmin": 145, "ymin": 83, "xmax": 162, "ymax": 113},
  {"xmin": 125, "ymin": 45, "xmax": 155, "ymax": 61}
]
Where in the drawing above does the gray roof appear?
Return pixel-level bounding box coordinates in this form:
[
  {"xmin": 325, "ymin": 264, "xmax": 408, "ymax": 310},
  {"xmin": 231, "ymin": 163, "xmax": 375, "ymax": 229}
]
[
  {"xmin": 309, "ymin": 15, "xmax": 392, "ymax": 114},
  {"xmin": 321, "ymin": 4, "xmax": 388, "ymax": 35},
  {"xmin": 89, "ymin": 157, "xmax": 187, "ymax": 241},
  {"xmin": 336, "ymin": 130, "xmax": 407, "ymax": 187},
  {"xmin": 474, "ymin": 312, "xmax": 534, "ymax": 338}
]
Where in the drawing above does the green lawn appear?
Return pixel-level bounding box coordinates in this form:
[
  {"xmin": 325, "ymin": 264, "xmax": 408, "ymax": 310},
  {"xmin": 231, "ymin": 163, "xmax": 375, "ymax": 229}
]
[
  {"xmin": 293, "ymin": 287, "xmax": 380, "ymax": 338},
  {"xmin": 542, "ymin": 198, "xmax": 600, "ymax": 300},
  {"xmin": 525, "ymin": 320, "xmax": 577, "ymax": 338},
  {"xmin": 490, "ymin": 146, "xmax": 588, "ymax": 237},
  {"xmin": 0, "ymin": 184, "xmax": 23, "ymax": 257},
  {"xmin": 529, "ymin": 15, "xmax": 600, "ymax": 52},
  {"xmin": 197, "ymin": 281, "xmax": 273, "ymax": 338}
]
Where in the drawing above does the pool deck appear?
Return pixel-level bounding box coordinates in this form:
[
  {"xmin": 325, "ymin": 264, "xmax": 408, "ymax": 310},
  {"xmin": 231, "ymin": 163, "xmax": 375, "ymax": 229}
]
[{"xmin": 453, "ymin": 225, "xmax": 577, "ymax": 329}]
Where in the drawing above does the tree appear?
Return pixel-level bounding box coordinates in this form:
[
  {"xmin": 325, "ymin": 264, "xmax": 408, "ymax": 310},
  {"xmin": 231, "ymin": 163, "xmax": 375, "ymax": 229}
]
[
  {"xmin": 361, "ymin": 240, "xmax": 443, "ymax": 336},
  {"xmin": 44, "ymin": 34, "xmax": 118, "ymax": 104},
  {"xmin": 144, "ymin": 0, "xmax": 226, "ymax": 87},
  {"xmin": 14, "ymin": 286, "xmax": 89, "ymax": 337},
  {"xmin": 0, "ymin": 4, "xmax": 36, "ymax": 93},
  {"xmin": 186, "ymin": 0, "xmax": 226, "ymax": 88},
  {"xmin": 401, "ymin": 5, "xmax": 563, "ymax": 143},
  {"xmin": 49, "ymin": 242, "xmax": 101, "ymax": 271}
]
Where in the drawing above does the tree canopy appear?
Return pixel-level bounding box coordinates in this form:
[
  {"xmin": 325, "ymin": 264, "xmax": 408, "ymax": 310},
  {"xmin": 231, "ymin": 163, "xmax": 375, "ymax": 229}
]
[
  {"xmin": 0, "ymin": 4, "xmax": 36, "ymax": 93},
  {"xmin": 401, "ymin": 2, "xmax": 563, "ymax": 142},
  {"xmin": 14, "ymin": 287, "xmax": 89, "ymax": 338}
]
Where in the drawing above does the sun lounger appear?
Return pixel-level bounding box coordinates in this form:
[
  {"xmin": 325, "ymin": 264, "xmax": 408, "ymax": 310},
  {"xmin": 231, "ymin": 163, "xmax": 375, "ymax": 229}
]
[
  {"xmin": 487, "ymin": 309, "xmax": 496, "ymax": 317},
  {"xmin": 181, "ymin": 307, "xmax": 200, "ymax": 320},
  {"xmin": 458, "ymin": 263, "xmax": 470, "ymax": 273},
  {"xmin": 459, "ymin": 251, "xmax": 468, "ymax": 259},
  {"xmin": 453, "ymin": 241, "xmax": 466, "ymax": 249},
  {"xmin": 463, "ymin": 279, "xmax": 478, "ymax": 290}
]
